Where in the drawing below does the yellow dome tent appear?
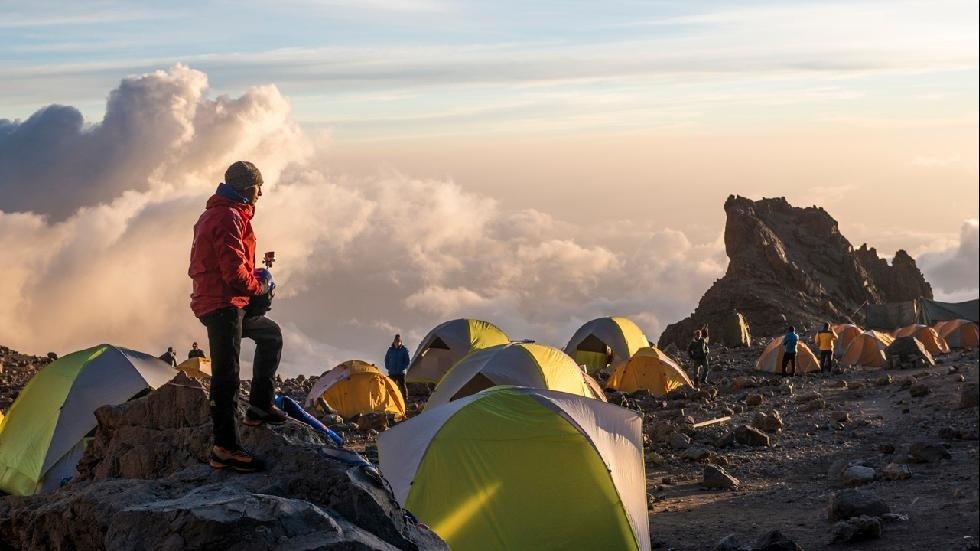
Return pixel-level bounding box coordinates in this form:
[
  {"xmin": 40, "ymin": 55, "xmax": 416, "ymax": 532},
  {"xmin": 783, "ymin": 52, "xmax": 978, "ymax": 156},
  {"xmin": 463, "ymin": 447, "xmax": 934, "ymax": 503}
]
[
  {"xmin": 427, "ymin": 343, "xmax": 604, "ymax": 408},
  {"xmin": 754, "ymin": 339, "xmax": 820, "ymax": 374},
  {"xmin": 936, "ymin": 319, "xmax": 979, "ymax": 349},
  {"xmin": 406, "ymin": 319, "xmax": 509, "ymax": 384},
  {"xmin": 176, "ymin": 356, "xmax": 211, "ymax": 379},
  {"xmin": 305, "ymin": 360, "xmax": 405, "ymax": 420},
  {"xmin": 831, "ymin": 323, "xmax": 863, "ymax": 357},
  {"xmin": 894, "ymin": 325, "xmax": 950, "ymax": 355},
  {"xmin": 606, "ymin": 347, "xmax": 694, "ymax": 396},
  {"xmin": 565, "ymin": 317, "xmax": 649, "ymax": 374},
  {"xmin": 840, "ymin": 331, "xmax": 894, "ymax": 367}
]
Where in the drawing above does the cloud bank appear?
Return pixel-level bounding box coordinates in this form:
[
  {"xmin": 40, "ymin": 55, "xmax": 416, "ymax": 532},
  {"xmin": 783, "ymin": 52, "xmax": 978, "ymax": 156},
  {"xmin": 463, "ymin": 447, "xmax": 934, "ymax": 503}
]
[
  {"xmin": 0, "ymin": 65, "xmax": 726, "ymax": 376},
  {"xmin": 919, "ymin": 219, "xmax": 980, "ymax": 301}
]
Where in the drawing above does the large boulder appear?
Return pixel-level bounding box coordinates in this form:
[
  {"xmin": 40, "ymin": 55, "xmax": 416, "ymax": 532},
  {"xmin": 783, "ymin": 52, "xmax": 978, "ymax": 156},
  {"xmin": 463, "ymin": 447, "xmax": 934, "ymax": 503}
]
[
  {"xmin": 828, "ymin": 489, "xmax": 890, "ymax": 521},
  {"xmin": 658, "ymin": 196, "xmax": 932, "ymax": 348},
  {"xmin": 0, "ymin": 374, "xmax": 446, "ymax": 550}
]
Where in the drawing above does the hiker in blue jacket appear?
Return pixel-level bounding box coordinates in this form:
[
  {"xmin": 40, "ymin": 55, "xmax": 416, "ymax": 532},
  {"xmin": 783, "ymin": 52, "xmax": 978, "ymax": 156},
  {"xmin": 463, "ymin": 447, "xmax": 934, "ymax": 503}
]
[
  {"xmin": 781, "ymin": 326, "xmax": 799, "ymax": 376},
  {"xmin": 385, "ymin": 334, "xmax": 410, "ymax": 398}
]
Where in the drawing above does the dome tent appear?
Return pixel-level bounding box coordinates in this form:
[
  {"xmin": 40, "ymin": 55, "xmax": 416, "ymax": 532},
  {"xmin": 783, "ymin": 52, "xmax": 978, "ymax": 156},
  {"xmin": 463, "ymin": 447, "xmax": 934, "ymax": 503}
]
[
  {"xmin": 426, "ymin": 343, "xmax": 602, "ymax": 408},
  {"xmin": 406, "ymin": 319, "xmax": 509, "ymax": 384},
  {"xmin": 305, "ymin": 360, "xmax": 405, "ymax": 419},
  {"xmin": 754, "ymin": 339, "xmax": 820, "ymax": 374},
  {"xmin": 564, "ymin": 317, "xmax": 649, "ymax": 374},
  {"xmin": 378, "ymin": 386, "xmax": 649, "ymax": 551},
  {"xmin": 0, "ymin": 345, "xmax": 175, "ymax": 496},
  {"xmin": 840, "ymin": 331, "xmax": 894, "ymax": 367},
  {"xmin": 894, "ymin": 324, "xmax": 950, "ymax": 355},
  {"xmin": 935, "ymin": 319, "xmax": 979, "ymax": 349},
  {"xmin": 831, "ymin": 323, "xmax": 863, "ymax": 357},
  {"xmin": 606, "ymin": 347, "xmax": 694, "ymax": 396}
]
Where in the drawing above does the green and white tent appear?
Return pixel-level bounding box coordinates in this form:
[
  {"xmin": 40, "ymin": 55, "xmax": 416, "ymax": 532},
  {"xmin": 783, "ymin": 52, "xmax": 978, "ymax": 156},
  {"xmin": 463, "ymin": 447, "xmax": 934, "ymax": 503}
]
[
  {"xmin": 564, "ymin": 316, "xmax": 649, "ymax": 374},
  {"xmin": 426, "ymin": 342, "xmax": 602, "ymax": 408},
  {"xmin": 0, "ymin": 344, "xmax": 175, "ymax": 496},
  {"xmin": 406, "ymin": 318, "xmax": 509, "ymax": 384},
  {"xmin": 378, "ymin": 386, "xmax": 648, "ymax": 551}
]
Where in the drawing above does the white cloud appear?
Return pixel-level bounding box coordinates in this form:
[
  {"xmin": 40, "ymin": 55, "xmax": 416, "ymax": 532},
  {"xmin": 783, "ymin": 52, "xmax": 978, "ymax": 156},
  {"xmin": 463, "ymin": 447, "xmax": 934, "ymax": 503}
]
[
  {"xmin": 919, "ymin": 219, "xmax": 980, "ymax": 298},
  {"xmin": 0, "ymin": 66, "xmax": 726, "ymax": 375}
]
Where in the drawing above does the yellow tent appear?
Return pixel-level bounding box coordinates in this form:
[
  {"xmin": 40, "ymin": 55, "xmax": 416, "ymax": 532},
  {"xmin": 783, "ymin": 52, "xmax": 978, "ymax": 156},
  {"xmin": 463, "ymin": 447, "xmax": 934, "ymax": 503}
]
[
  {"xmin": 894, "ymin": 325, "xmax": 950, "ymax": 355},
  {"xmin": 840, "ymin": 331, "xmax": 894, "ymax": 367},
  {"xmin": 176, "ymin": 356, "xmax": 211, "ymax": 379},
  {"xmin": 831, "ymin": 323, "xmax": 863, "ymax": 357},
  {"xmin": 606, "ymin": 347, "xmax": 694, "ymax": 396},
  {"xmin": 754, "ymin": 339, "xmax": 820, "ymax": 374},
  {"xmin": 305, "ymin": 360, "xmax": 405, "ymax": 419},
  {"xmin": 565, "ymin": 317, "xmax": 649, "ymax": 374},
  {"xmin": 936, "ymin": 319, "xmax": 979, "ymax": 349}
]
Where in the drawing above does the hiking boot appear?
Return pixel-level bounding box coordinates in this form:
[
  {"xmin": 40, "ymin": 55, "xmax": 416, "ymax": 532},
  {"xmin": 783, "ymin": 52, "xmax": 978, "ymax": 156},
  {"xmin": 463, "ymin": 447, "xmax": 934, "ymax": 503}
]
[
  {"xmin": 209, "ymin": 446, "xmax": 265, "ymax": 472},
  {"xmin": 243, "ymin": 404, "xmax": 288, "ymax": 426}
]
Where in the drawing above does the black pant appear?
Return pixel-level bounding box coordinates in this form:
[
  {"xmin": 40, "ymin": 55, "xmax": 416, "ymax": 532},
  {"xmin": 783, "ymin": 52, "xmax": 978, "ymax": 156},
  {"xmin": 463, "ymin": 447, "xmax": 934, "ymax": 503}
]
[
  {"xmin": 200, "ymin": 307, "xmax": 282, "ymax": 449},
  {"xmin": 820, "ymin": 350, "xmax": 833, "ymax": 371},
  {"xmin": 391, "ymin": 372, "xmax": 408, "ymax": 400},
  {"xmin": 781, "ymin": 352, "xmax": 797, "ymax": 375}
]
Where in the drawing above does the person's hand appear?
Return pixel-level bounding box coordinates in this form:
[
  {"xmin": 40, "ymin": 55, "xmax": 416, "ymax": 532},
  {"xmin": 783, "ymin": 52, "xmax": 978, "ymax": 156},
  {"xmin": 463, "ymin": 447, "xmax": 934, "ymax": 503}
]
[{"xmin": 255, "ymin": 268, "xmax": 276, "ymax": 295}]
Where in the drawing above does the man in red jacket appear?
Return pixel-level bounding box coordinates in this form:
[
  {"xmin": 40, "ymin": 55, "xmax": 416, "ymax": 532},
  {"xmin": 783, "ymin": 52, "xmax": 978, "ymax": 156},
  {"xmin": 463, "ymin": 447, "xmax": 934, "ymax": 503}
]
[{"xmin": 189, "ymin": 160, "xmax": 286, "ymax": 472}]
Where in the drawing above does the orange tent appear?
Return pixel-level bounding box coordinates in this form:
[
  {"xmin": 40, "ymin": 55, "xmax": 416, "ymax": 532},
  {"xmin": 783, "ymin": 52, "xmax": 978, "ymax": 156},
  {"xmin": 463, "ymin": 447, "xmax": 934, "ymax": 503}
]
[
  {"xmin": 840, "ymin": 331, "xmax": 894, "ymax": 367},
  {"xmin": 894, "ymin": 325, "xmax": 950, "ymax": 355},
  {"xmin": 831, "ymin": 324, "xmax": 863, "ymax": 357},
  {"xmin": 754, "ymin": 339, "xmax": 820, "ymax": 374},
  {"xmin": 936, "ymin": 320, "xmax": 979, "ymax": 349}
]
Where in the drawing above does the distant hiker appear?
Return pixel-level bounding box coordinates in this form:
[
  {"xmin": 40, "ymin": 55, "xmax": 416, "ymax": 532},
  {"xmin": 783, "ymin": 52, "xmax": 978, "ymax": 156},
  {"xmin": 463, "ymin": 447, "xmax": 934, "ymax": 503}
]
[
  {"xmin": 189, "ymin": 160, "xmax": 285, "ymax": 473},
  {"xmin": 159, "ymin": 347, "xmax": 178, "ymax": 367},
  {"xmin": 188, "ymin": 341, "xmax": 207, "ymax": 359},
  {"xmin": 687, "ymin": 326, "xmax": 710, "ymax": 385},
  {"xmin": 815, "ymin": 323, "xmax": 838, "ymax": 373},
  {"xmin": 781, "ymin": 326, "xmax": 799, "ymax": 376},
  {"xmin": 385, "ymin": 334, "xmax": 410, "ymax": 399}
]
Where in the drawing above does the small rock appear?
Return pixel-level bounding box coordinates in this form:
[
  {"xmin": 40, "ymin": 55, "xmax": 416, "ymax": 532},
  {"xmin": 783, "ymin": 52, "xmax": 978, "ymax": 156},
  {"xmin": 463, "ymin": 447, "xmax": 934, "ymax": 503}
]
[
  {"xmin": 878, "ymin": 443, "xmax": 896, "ymax": 454},
  {"xmin": 734, "ymin": 424, "xmax": 771, "ymax": 447},
  {"xmin": 753, "ymin": 530, "xmax": 804, "ymax": 551},
  {"xmin": 881, "ymin": 513, "xmax": 909, "ymax": 523},
  {"xmin": 682, "ymin": 446, "xmax": 712, "ymax": 461},
  {"xmin": 829, "ymin": 489, "xmax": 890, "ymax": 521},
  {"xmin": 841, "ymin": 465, "xmax": 877, "ymax": 487},
  {"xmin": 881, "ymin": 463, "xmax": 911, "ymax": 481},
  {"xmin": 713, "ymin": 534, "xmax": 748, "ymax": 551},
  {"xmin": 800, "ymin": 398, "xmax": 826, "ymax": 412},
  {"xmin": 669, "ymin": 431, "xmax": 692, "ymax": 450},
  {"xmin": 745, "ymin": 394, "xmax": 764, "ymax": 407},
  {"xmin": 831, "ymin": 515, "xmax": 883, "ymax": 543},
  {"xmin": 875, "ymin": 375, "xmax": 892, "ymax": 386},
  {"xmin": 703, "ymin": 464, "xmax": 740, "ymax": 490},
  {"xmin": 909, "ymin": 442, "xmax": 951, "ymax": 463},
  {"xmin": 751, "ymin": 410, "xmax": 784, "ymax": 433},
  {"xmin": 830, "ymin": 411, "xmax": 851, "ymax": 423},
  {"xmin": 909, "ymin": 383, "xmax": 931, "ymax": 398},
  {"xmin": 960, "ymin": 384, "xmax": 979, "ymax": 409}
]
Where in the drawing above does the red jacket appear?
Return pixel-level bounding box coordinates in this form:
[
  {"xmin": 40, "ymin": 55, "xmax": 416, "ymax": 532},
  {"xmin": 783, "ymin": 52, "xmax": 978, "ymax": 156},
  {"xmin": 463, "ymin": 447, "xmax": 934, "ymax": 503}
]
[{"xmin": 188, "ymin": 188, "xmax": 263, "ymax": 317}]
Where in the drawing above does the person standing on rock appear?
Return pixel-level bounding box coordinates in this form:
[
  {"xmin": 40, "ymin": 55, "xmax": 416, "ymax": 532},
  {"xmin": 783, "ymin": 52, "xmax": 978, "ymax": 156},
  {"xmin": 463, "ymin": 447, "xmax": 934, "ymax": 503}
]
[
  {"xmin": 781, "ymin": 326, "xmax": 799, "ymax": 376},
  {"xmin": 188, "ymin": 341, "xmax": 207, "ymax": 359},
  {"xmin": 815, "ymin": 323, "xmax": 837, "ymax": 373},
  {"xmin": 189, "ymin": 161, "xmax": 286, "ymax": 473},
  {"xmin": 158, "ymin": 347, "xmax": 178, "ymax": 368},
  {"xmin": 385, "ymin": 334, "xmax": 411, "ymax": 399},
  {"xmin": 687, "ymin": 326, "xmax": 710, "ymax": 385}
]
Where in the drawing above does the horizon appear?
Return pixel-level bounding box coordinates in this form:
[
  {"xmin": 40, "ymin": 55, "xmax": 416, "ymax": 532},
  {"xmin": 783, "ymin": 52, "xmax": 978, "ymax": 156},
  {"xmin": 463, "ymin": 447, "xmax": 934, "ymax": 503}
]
[{"xmin": 1, "ymin": 1, "xmax": 978, "ymax": 376}]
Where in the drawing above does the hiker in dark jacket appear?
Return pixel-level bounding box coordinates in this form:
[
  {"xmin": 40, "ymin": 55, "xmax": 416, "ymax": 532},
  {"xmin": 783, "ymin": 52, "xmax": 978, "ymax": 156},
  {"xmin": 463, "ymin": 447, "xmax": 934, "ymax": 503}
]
[
  {"xmin": 188, "ymin": 341, "xmax": 207, "ymax": 359},
  {"xmin": 385, "ymin": 334, "xmax": 411, "ymax": 398},
  {"xmin": 781, "ymin": 326, "xmax": 799, "ymax": 376},
  {"xmin": 687, "ymin": 326, "xmax": 710, "ymax": 385},
  {"xmin": 159, "ymin": 347, "xmax": 178, "ymax": 367},
  {"xmin": 189, "ymin": 161, "xmax": 285, "ymax": 473}
]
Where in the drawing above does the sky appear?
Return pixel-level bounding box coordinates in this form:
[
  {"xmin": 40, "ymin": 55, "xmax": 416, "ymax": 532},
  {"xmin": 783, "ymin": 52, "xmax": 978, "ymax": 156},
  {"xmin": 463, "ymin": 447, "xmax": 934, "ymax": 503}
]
[{"xmin": 1, "ymin": 1, "xmax": 978, "ymax": 376}]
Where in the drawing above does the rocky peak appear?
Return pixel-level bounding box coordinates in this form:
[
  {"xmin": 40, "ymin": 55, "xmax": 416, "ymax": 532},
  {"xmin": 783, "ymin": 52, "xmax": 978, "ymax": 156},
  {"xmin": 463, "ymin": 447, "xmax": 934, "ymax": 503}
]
[{"xmin": 659, "ymin": 195, "xmax": 933, "ymax": 348}]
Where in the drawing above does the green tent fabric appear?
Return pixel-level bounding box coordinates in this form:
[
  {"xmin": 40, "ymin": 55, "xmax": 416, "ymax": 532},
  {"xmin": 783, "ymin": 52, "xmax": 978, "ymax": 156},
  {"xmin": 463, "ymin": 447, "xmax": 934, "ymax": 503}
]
[
  {"xmin": 406, "ymin": 319, "xmax": 509, "ymax": 384},
  {"xmin": 921, "ymin": 299, "xmax": 979, "ymax": 324},
  {"xmin": 0, "ymin": 344, "xmax": 175, "ymax": 496},
  {"xmin": 378, "ymin": 386, "xmax": 648, "ymax": 551}
]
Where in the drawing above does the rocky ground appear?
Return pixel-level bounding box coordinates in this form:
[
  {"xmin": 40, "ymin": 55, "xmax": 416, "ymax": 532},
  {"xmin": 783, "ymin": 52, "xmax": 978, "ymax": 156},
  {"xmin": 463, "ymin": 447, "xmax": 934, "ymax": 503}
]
[{"xmin": 2, "ymin": 343, "xmax": 977, "ymax": 550}]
